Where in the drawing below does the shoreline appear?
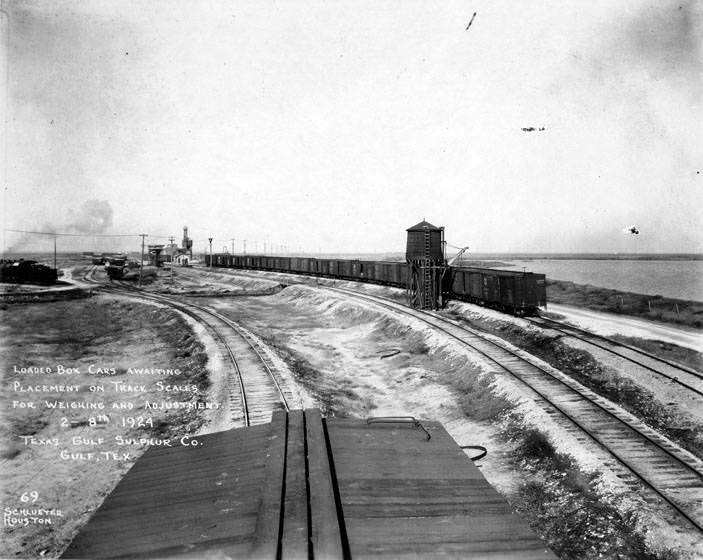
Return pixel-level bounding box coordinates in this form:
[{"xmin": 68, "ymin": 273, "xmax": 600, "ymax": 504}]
[{"xmin": 546, "ymin": 279, "xmax": 703, "ymax": 330}]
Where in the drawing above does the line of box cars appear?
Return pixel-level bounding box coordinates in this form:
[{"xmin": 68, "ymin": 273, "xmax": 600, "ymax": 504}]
[{"xmin": 208, "ymin": 254, "xmax": 546, "ymax": 315}]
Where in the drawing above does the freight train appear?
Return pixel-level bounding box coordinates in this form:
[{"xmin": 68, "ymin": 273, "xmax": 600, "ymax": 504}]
[
  {"xmin": 206, "ymin": 254, "xmax": 547, "ymax": 315},
  {"xmin": 0, "ymin": 259, "xmax": 58, "ymax": 285}
]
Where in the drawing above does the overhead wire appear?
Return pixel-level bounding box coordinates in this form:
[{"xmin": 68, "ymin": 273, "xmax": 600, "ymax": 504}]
[{"xmin": 4, "ymin": 229, "xmax": 142, "ymax": 237}]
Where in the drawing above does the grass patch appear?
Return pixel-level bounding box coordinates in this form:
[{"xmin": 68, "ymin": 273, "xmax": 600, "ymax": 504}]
[
  {"xmin": 450, "ymin": 370, "xmax": 512, "ymax": 421},
  {"xmin": 254, "ymin": 332, "xmax": 353, "ymax": 416},
  {"xmin": 547, "ymin": 280, "xmax": 703, "ymax": 329},
  {"xmin": 609, "ymin": 335, "xmax": 703, "ymax": 372},
  {"xmin": 504, "ymin": 419, "xmax": 678, "ymax": 560}
]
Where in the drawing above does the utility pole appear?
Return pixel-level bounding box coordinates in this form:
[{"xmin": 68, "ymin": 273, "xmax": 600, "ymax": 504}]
[
  {"xmin": 231, "ymin": 238, "xmax": 235, "ymax": 255},
  {"xmin": 243, "ymin": 240, "xmax": 246, "ymax": 254},
  {"xmin": 139, "ymin": 233, "xmax": 147, "ymax": 287},
  {"xmin": 53, "ymin": 237, "xmax": 57, "ymax": 271},
  {"xmin": 208, "ymin": 237, "xmax": 213, "ymax": 267}
]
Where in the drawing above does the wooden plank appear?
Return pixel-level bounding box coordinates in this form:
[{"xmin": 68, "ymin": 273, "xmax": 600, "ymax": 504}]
[
  {"xmin": 250, "ymin": 409, "xmax": 288, "ymax": 558},
  {"xmin": 63, "ymin": 420, "xmax": 276, "ymax": 559},
  {"xmin": 64, "ymin": 410, "xmax": 555, "ymax": 559},
  {"xmin": 280, "ymin": 409, "xmax": 309, "ymax": 558},
  {"xmin": 325, "ymin": 418, "xmax": 556, "ymax": 558},
  {"xmin": 305, "ymin": 409, "xmax": 344, "ymax": 559}
]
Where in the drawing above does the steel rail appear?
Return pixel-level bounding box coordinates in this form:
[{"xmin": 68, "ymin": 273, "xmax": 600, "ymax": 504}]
[
  {"xmin": 126, "ymin": 287, "xmax": 290, "ymax": 413},
  {"xmin": 528, "ymin": 316, "xmax": 703, "ymax": 394},
  {"xmin": 80, "ymin": 270, "xmax": 253, "ymax": 425},
  {"xmin": 106, "ymin": 284, "xmax": 254, "ymax": 425},
  {"xmin": 323, "ymin": 286, "xmax": 703, "ymax": 533}
]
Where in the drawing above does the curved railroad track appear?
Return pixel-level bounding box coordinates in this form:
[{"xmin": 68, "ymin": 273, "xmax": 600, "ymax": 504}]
[
  {"xmin": 320, "ymin": 285, "xmax": 703, "ymax": 533},
  {"xmin": 527, "ymin": 316, "xmax": 703, "ymax": 397},
  {"xmin": 83, "ymin": 267, "xmax": 290, "ymax": 426}
]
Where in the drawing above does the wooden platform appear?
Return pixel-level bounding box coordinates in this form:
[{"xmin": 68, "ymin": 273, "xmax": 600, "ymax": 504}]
[{"xmin": 63, "ymin": 410, "xmax": 554, "ymax": 559}]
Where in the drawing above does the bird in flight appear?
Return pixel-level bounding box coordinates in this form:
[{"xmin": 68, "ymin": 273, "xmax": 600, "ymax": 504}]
[
  {"xmin": 624, "ymin": 225, "xmax": 640, "ymax": 235},
  {"xmin": 466, "ymin": 12, "xmax": 477, "ymax": 30}
]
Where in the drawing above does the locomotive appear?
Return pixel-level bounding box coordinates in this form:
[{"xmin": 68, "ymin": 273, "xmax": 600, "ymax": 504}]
[
  {"xmin": 206, "ymin": 253, "xmax": 546, "ymax": 315},
  {"xmin": 0, "ymin": 259, "xmax": 58, "ymax": 285}
]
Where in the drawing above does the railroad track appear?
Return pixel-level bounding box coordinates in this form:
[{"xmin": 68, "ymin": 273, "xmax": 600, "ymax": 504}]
[
  {"xmin": 2, "ymin": 267, "xmax": 291, "ymax": 508},
  {"xmin": 525, "ymin": 315, "xmax": 703, "ymax": 397},
  {"xmin": 321, "ymin": 286, "xmax": 703, "ymax": 533},
  {"xmin": 83, "ymin": 269, "xmax": 290, "ymax": 426}
]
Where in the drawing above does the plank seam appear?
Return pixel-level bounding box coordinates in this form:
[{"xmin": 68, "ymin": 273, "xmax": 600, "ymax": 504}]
[
  {"xmin": 322, "ymin": 418, "xmax": 352, "ymax": 560},
  {"xmin": 276, "ymin": 412, "xmax": 289, "ymax": 560},
  {"xmin": 303, "ymin": 412, "xmax": 313, "ymax": 559}
]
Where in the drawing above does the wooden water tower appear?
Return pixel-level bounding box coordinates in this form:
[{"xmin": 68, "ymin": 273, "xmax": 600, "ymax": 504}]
[{"xmin": 406, "ymin": 220, "xmax": 447, "ymax": 309}]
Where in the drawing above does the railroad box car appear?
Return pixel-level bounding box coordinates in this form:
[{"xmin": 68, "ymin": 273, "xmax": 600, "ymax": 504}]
[
  {"xmin": 525, "ymin": 273, "xmax": 547, "ymax": 308},
  {"xmin": 468, "ymin": 271, "xmax": 482, "ymax": 299},
  {"xmin": 340, "ymin": 260, "xmax": 353, "ymax": 279},
  {"xmin": 451, "ymin": 268, "xmax": 465, "ymax": 295},
  {"xmin": 393, "ymin": 263, "xmax": 405, "ymax": 286},
  {"xmin": 373, "ymin": 262, "xmax": 383, "ymax": 283},
  {"xmin": 328, "ymin": 260, "xmax": 339, "ymax": 277},
  {"xmin": 399, "ymin": 263, "xmax": 409, "ymax": 286},
  {"xmin": 482, "ymin": 273, "xmax": 497, "ymax": 303},
  {"xmin": 381, "ymin": 263, "xmax": 394, "ymax": 285},
  {"xmin": 350, "ymin": 260, "xmax": 361, "ymax": 279},
  {"xmin": 278, "ymin": 257, "xmax": 291, "ymax": 271},
  {"xmin": 317, "ymin": 259, "xmax": 329, "ymax": 276},
  {"xmin": 382, "ymin": 263, "xmax": 393, "ymax": 285},
  {"xmin": 359, "ymin": 261, "xmax": 375, "ymax": 280},
  {"xmin": 497, "ymin": 276, "xmax": 516, "ymax": 308}
]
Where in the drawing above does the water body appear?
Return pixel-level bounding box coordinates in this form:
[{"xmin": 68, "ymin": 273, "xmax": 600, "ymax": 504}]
[{"xmin": 474, "ymin": 258, "xmax": 703, "ymax": 302}]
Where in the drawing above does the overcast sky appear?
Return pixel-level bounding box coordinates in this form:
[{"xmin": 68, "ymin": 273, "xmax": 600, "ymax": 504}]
[{"xmin": 2, "ymin": 0, "xmax": 702, "ymax": 254}]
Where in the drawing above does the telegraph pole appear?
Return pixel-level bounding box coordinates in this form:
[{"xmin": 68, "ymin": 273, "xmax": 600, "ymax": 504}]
[
  {"xmin": 53, "ymin": 237, "xmax": 57, "ymax": 270},
  {"xmin": 231, "ymin": 238, "xmax": 235, "ymax": 254},
  {"xmin": 208, "ymin": 237, "xmax": 213, "ymax": 267},
  {"xmin": 139, "ymin": 233, "xmax": 147, "ymax": 287},
  {"xmin": 243, "ymin": 240, "xmax": 246, "ymax": 254}
]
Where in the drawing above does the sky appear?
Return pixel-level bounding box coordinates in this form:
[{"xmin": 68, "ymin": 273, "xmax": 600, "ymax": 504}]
[{"xmin": 1, "ymin": 0, "xmax": 702, "ymax": 255}]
